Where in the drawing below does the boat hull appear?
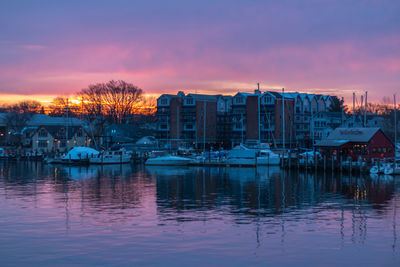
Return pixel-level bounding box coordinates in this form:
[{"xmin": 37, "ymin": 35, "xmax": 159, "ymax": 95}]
[
  {"xmin": 225, "ymin": 158, "xmax": 256, "ymax": 166},
  {"xmin": 90, "ymin": 157, "xmax": 131, "ymax": 164},
  {"xmin": 256, "ymin": 156, "xmax": 280, "ymax": 165}
]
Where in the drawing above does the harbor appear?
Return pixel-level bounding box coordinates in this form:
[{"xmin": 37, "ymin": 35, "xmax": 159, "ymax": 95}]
[{"xmin": 1, "ymin": 161, "xmax": 400, "ymax": 266}]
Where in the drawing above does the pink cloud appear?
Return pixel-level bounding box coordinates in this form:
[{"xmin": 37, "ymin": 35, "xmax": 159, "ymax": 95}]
[{"xmin": 0, "ymin": 35, "xmax": 399, "ymax": 104}]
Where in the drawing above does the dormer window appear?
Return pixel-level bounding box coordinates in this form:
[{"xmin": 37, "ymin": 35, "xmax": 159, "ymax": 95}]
[
  {"xmin": 186, "ymin": 98, "xmax": 194, "ymax": 105},
  {"xmin": 236, "ymin": 96, "xmax": 244, "ymax": 104}
]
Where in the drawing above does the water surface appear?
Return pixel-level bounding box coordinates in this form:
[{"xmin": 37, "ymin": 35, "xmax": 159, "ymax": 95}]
[{"xmin": 0, "ymin": 162, "xmax": 399, "ymax": 266}]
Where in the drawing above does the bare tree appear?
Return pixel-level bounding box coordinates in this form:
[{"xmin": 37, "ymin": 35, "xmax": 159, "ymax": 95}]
[
  {"xmin": 79, "ymin": 83, "xmax": 105, "ymax": 122},
  {"xmin": 134, "ymin": 95, "xmax": 157, "ymax": 116},
  {"xmin": 79, "ymin": 80, "xmax": 143, "ymax": 124},
  {"xmin": 8, "ymin": 100, "xmax": 42, "ymax": 114},
  {"xmin": 3, "ymin": 100, "xmax": 43, "ymax": 136}
]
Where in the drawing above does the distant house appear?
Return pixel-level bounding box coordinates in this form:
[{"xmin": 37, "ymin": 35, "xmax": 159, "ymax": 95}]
[
  {"xmin": 27, "ymin": 114, "xmax": 83, "ymax": 127},
  {"xmin": 30, "ymin": 125, "xmax": 90, "ymax": 152},
  {"xmin": 104, "ymin": 123, "xmax": 157, "ymax": 147},
  {"xmin": 315, "ymin": 127, "xmax": 394, "ymax": 161},
  {"xmin": 104, "ymin": 124, "xmax": 136, "ymax": 145},
  {"xmin": 136, "ymin": 136, "xmax": 156, "ymax": 146}
]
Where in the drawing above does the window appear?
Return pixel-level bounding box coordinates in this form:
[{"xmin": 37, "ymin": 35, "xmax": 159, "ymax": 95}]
[
  {"xmin": 77, "ymin": 130, "xmax": 83, "ymax": 137},
  {"xmin": 38, "ymin": 140, "xmax": 47, "ymax": 148},
  {"xmin": 160, "ymin": 98, "xmax": 168, "ymax": 105},
  {"xmin": 263, "ymin": 96, "xmax": 272, "ymax": 104},
  {"xmin": 236, "ymin": 96, "xmax": 244, "ymax": 104},
  {"xmin": 160, "ymin": 124, "xmax": 168, "ymax": 129},
  {"xmin": 186, "ymin": 98, "xmax": 194, "ymax": 105}
]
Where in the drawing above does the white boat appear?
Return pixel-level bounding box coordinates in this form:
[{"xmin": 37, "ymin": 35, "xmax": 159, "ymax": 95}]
[
  {"xmin": 225, "ymin": 144, "xmax": 281, "ymax": 166},
  {"xmin": 256, "ymin": 149, "xmax": 280, "ymax": 165},
  {"xmin": 384, "ymin": 161, "xmax": 400, "ymax": 175},
  {"xmin": 225, "ymin": 146, "xmax": 259, "ymax": 166},
  {"xmin": 62, "ymin": 147, "xmax": 99, "ymax": 164},
  {"xmin": 369, "ymin": 165, "xmax": 379, "ymax": 174},
  {"xmin": 145, "ymin": 155, "xmax": 193, "ymax": 166},
  {"xmin": 90, "ymin": 148, "xmax": 131, "ymax": 164},
  {"xmin": 369, "ymin": 162, "xmax": 390, "ymax": 174}
]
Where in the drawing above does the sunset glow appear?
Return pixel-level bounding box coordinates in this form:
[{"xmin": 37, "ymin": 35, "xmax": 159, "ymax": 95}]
[{"xmin": 1, "ymin": 1, "xmax": 400, "ymax": 103}]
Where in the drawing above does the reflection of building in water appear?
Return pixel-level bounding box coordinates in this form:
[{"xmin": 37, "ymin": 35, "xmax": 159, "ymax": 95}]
[
  {"xmin": 0, "ymin": 162, "xmax": 399, "ymax": 249},
  {"xmin": 0, "ymin": 163, "xmax": 157, "ymax": 221},
  {"xmin": 153, "ymin": 167, "xmax": 396, "ymax": 219}
]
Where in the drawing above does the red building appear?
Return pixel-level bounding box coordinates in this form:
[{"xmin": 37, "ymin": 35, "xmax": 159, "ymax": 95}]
[
  {"xmin": 273, "ymin": 96, "xmax": 295, "ymax": 147},
  {"xmin": 315, "ymin": 128, "xmax": 394, "ymax": 161}
]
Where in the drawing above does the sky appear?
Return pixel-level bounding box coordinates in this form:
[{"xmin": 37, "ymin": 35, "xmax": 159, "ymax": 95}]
[{"xmin": 1, "ymin": 0, "xmax": 400, "ymax": 104}]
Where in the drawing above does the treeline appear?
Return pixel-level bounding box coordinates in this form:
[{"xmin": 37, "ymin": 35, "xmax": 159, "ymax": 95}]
[{"xmin": 1, "ymin": 80, "xmax": 157, "ymax": 124}]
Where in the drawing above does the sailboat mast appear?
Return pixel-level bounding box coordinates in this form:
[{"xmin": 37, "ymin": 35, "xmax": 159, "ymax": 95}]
[
  {"xmin": 66, "ymin": 97, "xmax": 69, "ymax": 142},
  {"xmin": 282, "ymin": 88, "xmax": 285, "ymax": 151},
  {"xmin": 257, "ymin": 83, "xmax": 261, "ymax": 144},
  {"xmin": 361, "ymin": 95, "xmax": 364, "ymax": 126},
  {"xmin": 364, "ymin": 91, "xmax": 368, "ymax": 127},
  {"xmin": 353, "ymin": 92, "xmax": 355, "ymax": 124},
  {"xmin": 395, "ymin": 94, "xmax": 397, "ymax": 160},
  {"xmin": 203, "ymin": 101, "xmax": 206, "ymax": 153}
]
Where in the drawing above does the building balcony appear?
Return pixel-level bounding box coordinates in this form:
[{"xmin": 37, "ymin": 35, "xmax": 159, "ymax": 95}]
[{"xmin": 158, "ymin": 125, "xmax": 170, "ymax": 131}]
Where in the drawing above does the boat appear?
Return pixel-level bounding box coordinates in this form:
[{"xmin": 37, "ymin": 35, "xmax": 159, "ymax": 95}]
[
  {"xmin": 90, "ymin": 147, "xmax": 131, "ymax": 164},
  {"xmin": 225, "ymin": 147, "xmax": 258, "ymax": 166},
  {"xmin": 192, "ymin": 151, "xmax": 227, "ymax": 165},
  {"xmin": 62, "ymin": 147, "xmax": 99, "ymax": 165},
  {"xmin": 256, "ymin": 149, "xmax": 280, "ymax": 165},
  {"xmin": 369, "ymin": 162, "xmax": 390, "ymax": 174},
  {"xmin": 145, "ymin": 155, "xmax": 193, "ymax": 166},
  {"xmin": 225, "ymin": 144, "xmax": 281, "ymax": 166},
  {"xmin": 384, "ymin": 160, "xmax": 400, "ymax": 175}
]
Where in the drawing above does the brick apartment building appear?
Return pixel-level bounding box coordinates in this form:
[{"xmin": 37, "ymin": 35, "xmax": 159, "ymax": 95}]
[
  {"xmin": 156, "ymin": 90, "xmax": 340, "ymax": 149},
  {"xmin": 156, "ymin": 92, "xmax": 232, "ymax": 149}
]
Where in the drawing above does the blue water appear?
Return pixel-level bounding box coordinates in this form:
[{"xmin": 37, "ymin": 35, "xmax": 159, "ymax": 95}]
[{"xmin": 0, "ymin": 162, "xmax": 399, "ymax": 266}]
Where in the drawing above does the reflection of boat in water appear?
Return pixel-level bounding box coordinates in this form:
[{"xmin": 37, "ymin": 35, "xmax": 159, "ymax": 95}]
[
  {"xmin": 382, "ymin": 175, "xmax": 394, "ymax": 182},
  {"xmin": 90, "ymin": 148, "xmax": 131, "ymax": 164},
  {"xmin": 145, "ymin": 155, "xmax": 193, "ymax": 166},
  {"xmin": 369, "ymin": 173, "xmax": 379, "ymax": 180},
  {"xmin": 145, "ymin": 165, "xmax": 193, "ymax": 176},
  {"xmin": 59, "ymin": 166, "xmax": 98, "ymax": 180},
  {"xmin": 59, "ymin": 164, "xmax": 133, "ymax": 180}
]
